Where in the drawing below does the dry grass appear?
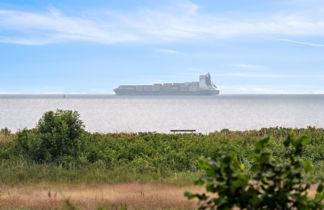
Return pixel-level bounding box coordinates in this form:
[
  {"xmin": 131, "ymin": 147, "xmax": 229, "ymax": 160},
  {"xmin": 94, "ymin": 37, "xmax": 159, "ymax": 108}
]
[
  {"xmin": 0, "ymin": 182, "xmax": 321, "ymax": 210},
  {"xmin": 0, "ymin": 133, "xmax": 14, "ymax": 144},
  {"xmin": 0, "ymin": 183, "xmax": 203, "ymax": 209}
]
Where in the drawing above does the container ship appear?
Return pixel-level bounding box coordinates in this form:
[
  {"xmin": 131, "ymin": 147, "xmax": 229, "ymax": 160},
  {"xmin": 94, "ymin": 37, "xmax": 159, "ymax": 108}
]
[{"xmin": 113, "ymin": 73, "xmax": 220, "ymax": 96}]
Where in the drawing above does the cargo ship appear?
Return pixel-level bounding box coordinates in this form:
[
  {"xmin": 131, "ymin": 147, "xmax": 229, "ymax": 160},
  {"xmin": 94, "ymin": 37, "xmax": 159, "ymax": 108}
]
[{"xmin": 113, "ymin": 73, "xmax": 220, "ymax": 95}]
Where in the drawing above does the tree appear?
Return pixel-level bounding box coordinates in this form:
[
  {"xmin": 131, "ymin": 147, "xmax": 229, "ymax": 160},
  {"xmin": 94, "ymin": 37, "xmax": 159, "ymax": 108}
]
[
  {"xmin": 185, "ymin": 134, "xmax": 324, "ymax": 209},
  {"xmin": 15, "ymin": 110, "xmax": 85, "ymax": 162}
]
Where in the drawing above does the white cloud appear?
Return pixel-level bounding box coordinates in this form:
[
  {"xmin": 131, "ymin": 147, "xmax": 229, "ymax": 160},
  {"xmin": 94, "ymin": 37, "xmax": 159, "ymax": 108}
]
[
  {"xmin": 156, "ymin": 48, "xmax": 182, "ymax": 54},
  {"xmin": 1, "ymin": 1, "xmax": 324, "ymax": 45},
  {"xmin": 231, "ymin": 64, "xmax": 265, "ymax": 70},
  {"xmin": 179, "ymin": 1, "xmax": 200, "ymax": 15},
  {"xmin": 275, "ymin": 38, "xmax": 324, "ymax": 47},
  {"xmin": 0, "ymin": 8, "xmax": 138, "ymax": 45}
]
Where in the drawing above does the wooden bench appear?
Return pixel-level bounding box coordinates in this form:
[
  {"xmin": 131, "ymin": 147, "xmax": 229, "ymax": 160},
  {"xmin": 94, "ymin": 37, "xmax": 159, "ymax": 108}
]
[{"xmin": 170, "ymin": 129, "xmax": 196, "ymax": 134}]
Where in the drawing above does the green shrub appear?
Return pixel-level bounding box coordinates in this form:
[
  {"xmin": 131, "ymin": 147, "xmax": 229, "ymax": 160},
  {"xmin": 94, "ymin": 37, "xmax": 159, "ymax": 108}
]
[
  {"xmin": 3, "ymin": 115, "xmax": 324, "ymax": 185},
  {"xmin": 185, "ymin": 134, "xmax": 324, "ymax": 209},
  {"xmin": 14, "ymin": 110, "xmax": 85, "ymax": 163}
]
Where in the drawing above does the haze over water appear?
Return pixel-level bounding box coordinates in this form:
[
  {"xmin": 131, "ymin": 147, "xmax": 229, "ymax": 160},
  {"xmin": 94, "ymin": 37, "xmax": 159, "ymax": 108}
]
[{"xmin": 0, "ymin": 94, "xmax": 323, "ymax": 133}]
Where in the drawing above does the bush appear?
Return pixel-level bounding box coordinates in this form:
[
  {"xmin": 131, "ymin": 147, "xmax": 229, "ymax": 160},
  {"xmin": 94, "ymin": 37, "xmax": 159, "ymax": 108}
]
[
  {"xmin": 3, "ymin": 120, "xmax": 324, "ymax": 185},
  {"xmin": 14, "ymin": 110, "xmax": 85, "ymax": 163},
  {"xmin": 185, "ymin": 133, "xmax": 324, "ymax": 209}
]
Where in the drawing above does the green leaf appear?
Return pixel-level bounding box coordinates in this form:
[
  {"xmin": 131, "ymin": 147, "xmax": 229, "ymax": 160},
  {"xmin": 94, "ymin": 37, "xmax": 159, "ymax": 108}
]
[
  {"xmin": 239, "ymin": 163, "xmax": 245, "ymax": 170},
  {"xmin": 194, "ymin": 179, "xmax": 205, "ymax": 185},
  {"xmin": 298, "ymin": 136, "xmax": 310, "ymax": 145},
  {"xmin": 232, "ymin": 175, "xmax": 249, "ymax": 189},
  {"xmin": 260, "ymin": 152, "xmax": 271, "ymax": 163},
  {"xmin": 184, "ymin": 191, "xmax": 196, "ymax": 199},
  {"xmin": 292, "ymin": 136, "xmax": 309, "ymax": 148},
  {"xmin": 199, "ymin": 161, "xmax": 212, "ymax": 170},
  {"xmin": 303, "ymin": 160, "xmax": 313, "ymax": 173},
  {"xmin": 315, "ymin": 192, "xmax": 324, "ymax": 201},
  {"xmin": 256, "ymin": 137, "xmax": 272, "ymax": 151},
  {"xmin": 284, "ymin": 134, "xmax": 291, "ymax": 147},
  {"xmin": 197, "ymin": 193, "xmax": 208, "ymax": 200},
  {"xmin": 317, "ymin": 184, "xmax": 324, "ymax": 193}
]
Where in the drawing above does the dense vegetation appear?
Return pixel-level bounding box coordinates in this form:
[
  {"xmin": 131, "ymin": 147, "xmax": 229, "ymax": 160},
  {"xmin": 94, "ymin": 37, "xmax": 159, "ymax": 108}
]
[
  {"xmin": 186, "ymin": 135, "xmax": 324, "ymax": 209},
  {"xmin": 1, "ymin": 110, "xmax": 324, "ymax": 185}
]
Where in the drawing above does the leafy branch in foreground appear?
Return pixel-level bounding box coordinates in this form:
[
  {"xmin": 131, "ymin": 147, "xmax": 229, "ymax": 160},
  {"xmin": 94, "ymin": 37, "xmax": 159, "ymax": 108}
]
[{"xmin": 185, "ymin": 133, "xmax": 324, "ymax": 209}]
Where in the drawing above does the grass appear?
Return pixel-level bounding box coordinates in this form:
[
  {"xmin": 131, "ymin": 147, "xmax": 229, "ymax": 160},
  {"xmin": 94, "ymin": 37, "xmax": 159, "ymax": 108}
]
[
  {"xmin": 0, "ymin": 182, "xmax": 320, "ymax": 209},
  {"xmin": 0, "ymin": 183, "xmax": 201, "ymax": 209},
  {"xmin": 0, "ymin": 159, "xmax": 201, "ymax": 186},
  {"xmin": 0, "ymin": 129, "xmax": 14, "ymax": 144}
]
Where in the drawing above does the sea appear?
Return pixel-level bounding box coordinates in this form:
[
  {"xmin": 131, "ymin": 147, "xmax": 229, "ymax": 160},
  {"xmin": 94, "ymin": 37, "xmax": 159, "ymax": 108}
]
[{"xmin": 0, "ymin": 94, "xmax": 323, "ymax": 133}]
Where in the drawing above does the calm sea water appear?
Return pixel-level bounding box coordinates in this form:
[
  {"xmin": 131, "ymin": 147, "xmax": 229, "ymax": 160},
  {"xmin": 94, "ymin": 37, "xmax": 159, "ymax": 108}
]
[{"xmin": 0, "ymin": 94, "xmax": 323, "ymax": 133}]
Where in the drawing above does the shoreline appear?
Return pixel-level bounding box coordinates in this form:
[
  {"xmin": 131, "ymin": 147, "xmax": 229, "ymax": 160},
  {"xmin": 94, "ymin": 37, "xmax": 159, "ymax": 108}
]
[{"xmin": 0, "ymin": 93, "xmax": 324, "ymax": 99}]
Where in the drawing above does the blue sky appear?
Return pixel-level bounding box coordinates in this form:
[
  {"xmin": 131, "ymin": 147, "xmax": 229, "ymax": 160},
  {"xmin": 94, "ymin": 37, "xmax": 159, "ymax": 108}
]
[{"xmin": 1, "ymin": 0, "xmax": 324, "ymax": 94}]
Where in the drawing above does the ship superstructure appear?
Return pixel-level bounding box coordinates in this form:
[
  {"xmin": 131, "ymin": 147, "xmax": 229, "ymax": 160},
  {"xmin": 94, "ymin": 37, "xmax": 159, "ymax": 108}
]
[{"xmin": 113, "ymin": 73, "xmax": 220, "ymax": 95}]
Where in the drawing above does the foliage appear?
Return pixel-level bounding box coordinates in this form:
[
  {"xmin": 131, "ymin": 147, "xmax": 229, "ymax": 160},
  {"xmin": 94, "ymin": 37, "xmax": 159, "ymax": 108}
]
[
  {"xmin": 2, "ymin": 111, "xmax": 324, "ymax": 185},
  {"xmin": 185, "ymin": 134, "xmax": 324, "ymax": 209},
  {"xmin": 12, "ymin": 110, "xmax": 85, "ymax": 163}
]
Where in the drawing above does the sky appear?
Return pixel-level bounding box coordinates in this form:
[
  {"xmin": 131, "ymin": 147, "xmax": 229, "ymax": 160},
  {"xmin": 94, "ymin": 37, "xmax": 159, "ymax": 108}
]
[{"xmin": 0, "ymin": 0, "xmax": 324, "ymax": 94}]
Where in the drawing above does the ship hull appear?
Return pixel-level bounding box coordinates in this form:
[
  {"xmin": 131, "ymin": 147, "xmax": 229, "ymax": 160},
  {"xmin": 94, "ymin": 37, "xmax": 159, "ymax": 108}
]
[{"xmin": 114, "ymin": 89, "xmax": 219, "ymax": 96}]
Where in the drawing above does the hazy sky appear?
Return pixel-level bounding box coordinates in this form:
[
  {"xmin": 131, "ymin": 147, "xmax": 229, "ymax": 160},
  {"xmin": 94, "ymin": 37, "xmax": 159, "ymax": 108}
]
[{"xmin": 1, "ymin": 0, "xmax": 324, "ymax": 94}]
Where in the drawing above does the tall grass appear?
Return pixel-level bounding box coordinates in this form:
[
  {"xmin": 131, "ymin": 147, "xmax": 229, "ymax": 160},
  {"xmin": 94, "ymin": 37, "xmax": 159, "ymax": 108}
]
[
  {"xmin": 0, "ymin": 128, "xmax": 15, "ymax": 144},
  {"xmin": 0, "ymin": 159, "xmax": 201, "ymax": 185}
]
